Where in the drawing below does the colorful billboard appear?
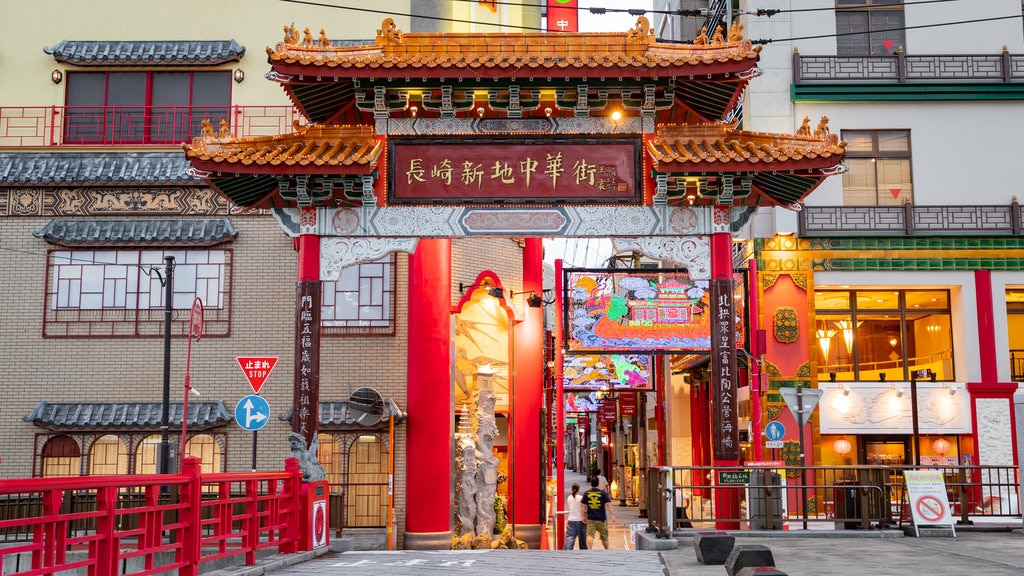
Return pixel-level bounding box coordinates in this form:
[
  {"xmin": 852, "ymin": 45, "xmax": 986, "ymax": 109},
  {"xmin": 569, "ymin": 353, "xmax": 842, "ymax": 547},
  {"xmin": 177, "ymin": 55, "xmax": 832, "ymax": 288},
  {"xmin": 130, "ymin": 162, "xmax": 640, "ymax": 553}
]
[
  {"xmin": 564, "ymin": 269, "xmax": 746, "ymax": 353},
  {"xmin": 562, "ymin": 353, "xmax": 652, "ymax": 390}
]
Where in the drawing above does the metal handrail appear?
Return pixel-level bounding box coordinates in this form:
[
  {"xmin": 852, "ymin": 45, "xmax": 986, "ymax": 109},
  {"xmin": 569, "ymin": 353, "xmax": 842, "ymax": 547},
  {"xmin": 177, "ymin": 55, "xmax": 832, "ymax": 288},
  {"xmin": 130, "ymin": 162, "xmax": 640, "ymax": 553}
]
[{"xmin": 0, "ymin": 104, "xmax": 300, "ymax": 148}]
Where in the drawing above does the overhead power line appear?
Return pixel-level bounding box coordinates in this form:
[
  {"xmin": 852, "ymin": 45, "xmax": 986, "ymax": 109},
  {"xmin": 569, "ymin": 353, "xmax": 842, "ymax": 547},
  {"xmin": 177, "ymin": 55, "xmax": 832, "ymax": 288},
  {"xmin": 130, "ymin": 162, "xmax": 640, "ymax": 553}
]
[{"xmin": 277, "ymin": 0, "xmax": 1020, "ymax": 47}]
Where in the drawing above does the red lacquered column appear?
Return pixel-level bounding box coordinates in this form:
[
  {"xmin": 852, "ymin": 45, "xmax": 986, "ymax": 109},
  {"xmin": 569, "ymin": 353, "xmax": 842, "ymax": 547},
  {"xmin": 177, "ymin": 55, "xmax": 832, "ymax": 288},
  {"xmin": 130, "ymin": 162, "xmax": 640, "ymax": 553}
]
[
  {"xmin": 512, "ymin": 238, "xmax": 544, "ymax": 547},
  {"xmin": 404, "ymin": 238, "xmax": 452, "ymax": 549}
]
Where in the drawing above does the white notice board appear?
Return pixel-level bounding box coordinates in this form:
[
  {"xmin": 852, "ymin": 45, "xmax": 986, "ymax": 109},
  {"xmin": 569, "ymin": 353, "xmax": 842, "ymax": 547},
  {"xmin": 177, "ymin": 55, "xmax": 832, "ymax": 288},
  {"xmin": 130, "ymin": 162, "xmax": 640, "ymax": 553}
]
[{"xmin": 903, "ymin": 470, "xmax": 956, "ymax": 537}]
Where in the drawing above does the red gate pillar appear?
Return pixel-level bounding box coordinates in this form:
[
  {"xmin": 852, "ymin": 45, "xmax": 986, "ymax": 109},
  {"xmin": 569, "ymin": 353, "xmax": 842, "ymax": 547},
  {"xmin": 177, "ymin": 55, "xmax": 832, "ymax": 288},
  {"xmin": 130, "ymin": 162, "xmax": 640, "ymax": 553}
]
[
  {"xmin": 404, "ymin": 238, "xmax": 453, "ymax": 549},
  {"xmin": 294, "ymin": 211, "xmax": 321, "ymax": 445},
  {"xmin": 710, "ymin": 208, "xmax": 741, "ymax": 529},
  {"xmin": 513, "ymin": 238, "xmax": 544, "ymax": 547}
]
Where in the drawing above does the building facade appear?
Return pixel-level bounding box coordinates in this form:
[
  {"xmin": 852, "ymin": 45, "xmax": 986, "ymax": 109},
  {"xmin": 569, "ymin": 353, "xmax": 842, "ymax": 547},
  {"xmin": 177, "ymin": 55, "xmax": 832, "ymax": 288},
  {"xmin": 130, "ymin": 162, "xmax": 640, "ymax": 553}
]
[
  {"xmin": 731, "ymin": 0, "xmax": 1024, "ymax": 483},
  {"xmin": 0, "ymin": 0, "xmax": 552, "ymax": 549}
]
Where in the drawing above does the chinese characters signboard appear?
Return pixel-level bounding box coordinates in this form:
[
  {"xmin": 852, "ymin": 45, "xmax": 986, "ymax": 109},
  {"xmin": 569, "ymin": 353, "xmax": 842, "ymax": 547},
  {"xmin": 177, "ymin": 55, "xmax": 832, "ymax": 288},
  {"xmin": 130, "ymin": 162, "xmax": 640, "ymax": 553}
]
[
  {"xmin": 564, "ymin": 269, "xmax": 746, "ymax": 353},
  {"xmin": 547, "ymin": 0, "xmax": 579, "ymax": 32},
  {"xmin": 294, "ymin": 282, "xmax": 321, "ymax": 440},
  {"xmin": 710, "ymin": 276, "xmax": 739, "ymax": 460},
  {"xmin": 389, "ymin": 137, "xmax": 641, "ymax": 204}
]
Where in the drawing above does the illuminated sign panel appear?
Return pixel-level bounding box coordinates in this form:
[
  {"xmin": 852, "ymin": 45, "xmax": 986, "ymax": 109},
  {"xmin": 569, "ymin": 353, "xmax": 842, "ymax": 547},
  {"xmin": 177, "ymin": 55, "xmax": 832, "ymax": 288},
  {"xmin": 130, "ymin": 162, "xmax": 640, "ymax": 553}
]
[
  {"xmin": 388, "ymin": 136, "xmax": 641, "ymax": 204},
  {"xmin": 564, "ymin": 268, "xmax": 746, "ymax": 353},
  {"xmin": 562, "ymin": 353, "xmax": 652, "ymax": 390}
]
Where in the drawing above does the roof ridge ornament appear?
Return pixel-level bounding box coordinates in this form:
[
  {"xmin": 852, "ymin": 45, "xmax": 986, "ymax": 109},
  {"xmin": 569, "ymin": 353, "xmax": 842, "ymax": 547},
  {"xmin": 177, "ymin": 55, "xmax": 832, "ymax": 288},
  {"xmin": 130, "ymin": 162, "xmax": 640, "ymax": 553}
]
[
  {"xmin": 626, "ymin": 16, "xmax": 655, "ymax": 46},
  {"xmin": 376, "ymin": 18, "xmax": 405, "ymax": 47}
]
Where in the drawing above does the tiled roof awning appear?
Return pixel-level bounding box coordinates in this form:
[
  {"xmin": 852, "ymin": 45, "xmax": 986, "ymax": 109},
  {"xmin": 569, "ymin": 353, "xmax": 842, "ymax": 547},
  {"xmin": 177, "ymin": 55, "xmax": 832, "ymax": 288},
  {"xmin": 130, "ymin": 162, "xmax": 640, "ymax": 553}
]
[
  {"xmin": 278, "ymin": 400, "xmax": 406, "ymax": 431},
  {"xmin": 45, "ymin": 40, "xmax": 245, "ymax": 66},
  {"xmin": 0, "ymin": 152, "xmax": 200, "ymax": 186},
  {"xmin": 33, "ymin": 217, "xmax": 238, "ymax": 247},
  {"xmin": 647, "ymin": 122, "xmax": 847, "ymax": 206},
  {"xmin": 23, "ymin": 401, "xmax": 233, "ymax": 432}
]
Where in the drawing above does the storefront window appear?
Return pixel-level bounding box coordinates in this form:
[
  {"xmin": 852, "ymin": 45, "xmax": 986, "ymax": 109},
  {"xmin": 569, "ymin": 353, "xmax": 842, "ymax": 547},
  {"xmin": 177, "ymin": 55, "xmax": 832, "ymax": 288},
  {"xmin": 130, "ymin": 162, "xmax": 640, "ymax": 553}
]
[
  {"xmin": 815, "ymin": 289, "xmax": 952, "ymax": 381},
  {"xmin": 1007, "ymin": 289, "xmax": 1024, "ymax": 381}
]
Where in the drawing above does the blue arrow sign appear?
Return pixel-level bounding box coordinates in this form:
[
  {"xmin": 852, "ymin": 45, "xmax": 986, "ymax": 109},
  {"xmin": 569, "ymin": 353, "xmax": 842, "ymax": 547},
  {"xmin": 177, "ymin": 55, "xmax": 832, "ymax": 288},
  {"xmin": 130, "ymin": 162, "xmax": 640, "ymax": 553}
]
[
  {"xmin": 235, "ymin": 394, "xmax": 270, "ymax": 431},
  {"xmin": 765, "ymin": 420, "xmax": 786, "ymax": 442}
]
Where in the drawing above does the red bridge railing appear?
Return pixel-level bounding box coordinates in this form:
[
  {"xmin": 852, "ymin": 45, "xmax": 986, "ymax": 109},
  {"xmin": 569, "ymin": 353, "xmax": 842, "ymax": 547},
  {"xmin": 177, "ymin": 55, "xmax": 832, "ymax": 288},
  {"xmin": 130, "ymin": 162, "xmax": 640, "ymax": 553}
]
[
  {"xmin": 0, "ymin": 105, "xmax": 300, "ymax": 148},
  {"xmin": 0, "ymin": 456, "xmax": 304, "ymax": 576}
]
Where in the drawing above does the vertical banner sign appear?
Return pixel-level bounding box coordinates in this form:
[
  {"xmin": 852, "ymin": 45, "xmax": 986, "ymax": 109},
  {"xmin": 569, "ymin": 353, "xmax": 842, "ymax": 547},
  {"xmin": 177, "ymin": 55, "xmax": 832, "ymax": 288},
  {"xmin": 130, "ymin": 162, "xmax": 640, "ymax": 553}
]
[
  {"xmin": 710, "ymin": 277, "xmax": 739, "ymax": 460},
  {"xmin": 619, "ymin": 392, "xmax": 637, "ymax": 416},
  {"xmin": 547, "ymin": 0, "xmax": 579, "ymax": 32},
  {"xmin": 295, "ymin": 281, "xmax": 321, "ymax": 443}
]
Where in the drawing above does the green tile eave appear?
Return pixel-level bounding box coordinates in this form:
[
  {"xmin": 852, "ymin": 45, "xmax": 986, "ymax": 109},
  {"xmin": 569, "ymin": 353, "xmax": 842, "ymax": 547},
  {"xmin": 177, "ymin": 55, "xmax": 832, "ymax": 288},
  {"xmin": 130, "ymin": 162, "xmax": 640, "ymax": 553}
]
[{"xmin": 791, "ymin": 82, "xmax": 1024, "ymax": 102}]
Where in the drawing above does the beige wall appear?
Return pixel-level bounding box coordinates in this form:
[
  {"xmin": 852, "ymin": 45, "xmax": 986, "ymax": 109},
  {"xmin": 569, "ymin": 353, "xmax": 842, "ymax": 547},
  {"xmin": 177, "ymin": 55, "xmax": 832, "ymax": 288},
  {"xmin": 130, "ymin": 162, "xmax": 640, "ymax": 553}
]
[{"xmin": 0, "ymin": 0, "xmax": 412, "ymax": 109}]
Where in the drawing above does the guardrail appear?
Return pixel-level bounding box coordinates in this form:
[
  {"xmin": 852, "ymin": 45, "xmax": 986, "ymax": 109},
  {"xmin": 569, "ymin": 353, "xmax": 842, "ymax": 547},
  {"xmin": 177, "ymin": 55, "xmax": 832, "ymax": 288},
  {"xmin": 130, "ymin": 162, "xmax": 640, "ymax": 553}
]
[
  {"xmin": 0, "ymin": 105, "xmax": 300, "ymax": 148},
  {"xmin": 648, "ymin": 464, "xmax": 1020, "ymax": 533},
  {"xmin": 793, "ymin": 49, "xmax": 1024, "ymax": 84},
  {"xmin": 0, "ymin": 456, "xmax": 304, "ymax": 576}
]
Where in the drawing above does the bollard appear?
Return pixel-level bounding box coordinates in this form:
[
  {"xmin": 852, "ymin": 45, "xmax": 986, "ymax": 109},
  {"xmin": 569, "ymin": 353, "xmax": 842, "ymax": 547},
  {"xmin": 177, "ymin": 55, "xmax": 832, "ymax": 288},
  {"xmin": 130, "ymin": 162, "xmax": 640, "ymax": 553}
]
[
  {"xmin": 725, "ymin": 544, "xmax": 775, "ymax": 576},
  {"xmin": 692, "ymin": 531, "xmax": 735, "ymax": 565}
]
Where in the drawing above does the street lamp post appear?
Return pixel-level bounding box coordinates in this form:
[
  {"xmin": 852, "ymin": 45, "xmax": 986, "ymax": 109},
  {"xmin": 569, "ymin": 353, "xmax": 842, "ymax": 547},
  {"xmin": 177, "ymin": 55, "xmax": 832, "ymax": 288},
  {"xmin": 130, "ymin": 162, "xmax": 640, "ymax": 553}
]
[{"xmin": 159, "ymin": 255, "xmax": 174, "ymax": 475}]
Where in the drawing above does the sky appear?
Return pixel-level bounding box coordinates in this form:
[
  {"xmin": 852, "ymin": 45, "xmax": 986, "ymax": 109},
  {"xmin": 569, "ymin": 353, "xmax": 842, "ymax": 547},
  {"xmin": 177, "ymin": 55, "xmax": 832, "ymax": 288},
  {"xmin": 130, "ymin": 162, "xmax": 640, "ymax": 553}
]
[
  {"xmin": 542, "ymin": 1, "xmax": 655, "ymax": 268},
  {"xmin": 577, "ymin": 0, "xmax": 656, "ymax": 33}
]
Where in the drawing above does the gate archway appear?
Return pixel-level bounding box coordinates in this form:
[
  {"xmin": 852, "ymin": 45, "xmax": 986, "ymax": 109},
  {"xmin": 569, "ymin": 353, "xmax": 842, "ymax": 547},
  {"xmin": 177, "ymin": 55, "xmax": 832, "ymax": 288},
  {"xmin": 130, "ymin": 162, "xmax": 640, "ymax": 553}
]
[{"xmin": 184, "ymin": 16, "xmax": 845, "ymax": 549}]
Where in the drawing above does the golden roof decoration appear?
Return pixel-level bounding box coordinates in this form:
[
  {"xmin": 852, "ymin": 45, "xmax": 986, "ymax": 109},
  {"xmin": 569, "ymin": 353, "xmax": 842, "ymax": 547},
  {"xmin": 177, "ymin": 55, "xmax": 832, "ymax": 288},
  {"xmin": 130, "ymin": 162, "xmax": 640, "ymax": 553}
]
[
  {"xmin": 646, "ymin": 121, "xmax": 846, "ymax": 167},
  {"xmin": 183, "ymin": 123, "xmax": 381, "ymax": 169},
  {"xmin": 265, "ymin": 17, "xmax": 761, "ymax": 71}
]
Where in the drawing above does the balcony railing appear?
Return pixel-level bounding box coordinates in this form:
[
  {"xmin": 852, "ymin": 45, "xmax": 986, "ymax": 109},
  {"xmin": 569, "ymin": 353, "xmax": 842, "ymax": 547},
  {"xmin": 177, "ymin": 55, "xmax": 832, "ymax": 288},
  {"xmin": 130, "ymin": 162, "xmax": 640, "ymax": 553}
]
[
  {"xmin": 0, "ymin": 105, "xmax": 301, "ymax": 148},
  {"xmin": 794, "ymin": 48, "xmax": 1024, "ymax": 83},
  {"xmin": 799, "ymin": 202, "xmax": 1024, "ymax": 237},
  {"xmin": 1011, "ymin": 349, "xmax": 1024, "ymax": 381}
]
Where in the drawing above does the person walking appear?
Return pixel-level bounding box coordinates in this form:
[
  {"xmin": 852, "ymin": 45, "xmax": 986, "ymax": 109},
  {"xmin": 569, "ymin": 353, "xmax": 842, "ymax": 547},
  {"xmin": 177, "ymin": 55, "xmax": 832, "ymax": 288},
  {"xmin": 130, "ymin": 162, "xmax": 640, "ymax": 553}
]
[
  {"xmin": 563, "ymin": 483, "xmax": 587, "ymax": 550},
  {"xmin": 583, "ymin": 477, "xmax": 615, "ymax": 549}
]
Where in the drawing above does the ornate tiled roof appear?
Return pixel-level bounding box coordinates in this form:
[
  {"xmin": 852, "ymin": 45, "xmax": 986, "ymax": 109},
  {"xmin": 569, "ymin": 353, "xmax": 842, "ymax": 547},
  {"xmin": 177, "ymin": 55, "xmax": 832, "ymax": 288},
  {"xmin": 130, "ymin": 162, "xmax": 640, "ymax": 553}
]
[
  {"xmin": 23, "ymin": 401, "xmax": 234, "ymax": 431},
  {"xmin": 0, "ymin": 152, "xmax": 199, "ymax": 186},
  {"xmin": 646, "ymin": 120, "xmax": 847, "ymax": 170},
  {"xmin": 45, "ymin": 40, "xmax": 245, "ymax": 66},
  {"xmin": 266, "ymin": 17, "xmax": 760, "ymax": 76},
  {"xmin": 278, "ymin": 400, "xmax": 406, "ymax": 431},
  {"xmin": 33, "ymin": 217, "xmax": 238, "ymax": 247},
  {"xmin": 183, "ymin": 124, "xmax": 381, "ymax": 174}
]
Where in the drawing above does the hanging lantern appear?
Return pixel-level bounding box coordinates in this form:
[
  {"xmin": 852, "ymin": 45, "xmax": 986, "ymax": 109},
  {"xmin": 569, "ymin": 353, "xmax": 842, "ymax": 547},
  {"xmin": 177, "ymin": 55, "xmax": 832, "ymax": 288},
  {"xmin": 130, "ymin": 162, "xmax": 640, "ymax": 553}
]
[
  {"xmin": 833, "ymin": 438, "xmax": 852, "ymax": 455},
  {"xmin": 932, "ymin": 437, "xmax": 951, "ymax": 455}
]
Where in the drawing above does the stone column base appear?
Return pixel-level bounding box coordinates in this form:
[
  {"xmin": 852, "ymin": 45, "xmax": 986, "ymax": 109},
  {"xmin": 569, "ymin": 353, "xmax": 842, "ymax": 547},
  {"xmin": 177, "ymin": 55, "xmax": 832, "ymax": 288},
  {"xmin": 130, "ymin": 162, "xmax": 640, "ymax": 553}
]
[
  {"xmin": 403, "ymin": 531, "xmax": 453, "ymax": 550},
  {"xmin": 512, "ymin": 524, "xmax": 542, "ymax": 549}
]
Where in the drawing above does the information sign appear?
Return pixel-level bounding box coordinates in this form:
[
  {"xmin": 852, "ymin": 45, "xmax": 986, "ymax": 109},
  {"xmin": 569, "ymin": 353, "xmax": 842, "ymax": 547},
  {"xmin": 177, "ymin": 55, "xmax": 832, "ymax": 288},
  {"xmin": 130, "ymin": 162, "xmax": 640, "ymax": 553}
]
[
  {"xmin": 903, "ymin": 470, "xmax": 956, "ymax": 537},
  {"xmin": 235, "ymin": 394, "xmax": 270, "ymax": 432}
]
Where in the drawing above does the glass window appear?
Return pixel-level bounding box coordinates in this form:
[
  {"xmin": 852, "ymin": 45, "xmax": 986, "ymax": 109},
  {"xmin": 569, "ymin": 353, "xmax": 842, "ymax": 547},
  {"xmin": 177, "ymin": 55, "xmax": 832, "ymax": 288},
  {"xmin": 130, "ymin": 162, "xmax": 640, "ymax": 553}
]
[
  {"xmin": 816, "ymin": 289, "xmax": 952, "ymax": 381},
  {"xmin": 1007, "ymin": 289, "xmax": 1024, "ymax": 381},
  {"xmin": 135, "ymin": 434, "xmax": 162, "ymax": 475},
  {"xmin": 44, "ymin": 249, "xmax": 231, "ymax": 337},
  {"xmin": 322, "ymin": 255, "xmax": 396, "ymax": 335},
  {"xmin": 63, "ymin": 71, "xmax": 230, "ymax": 145},
  {"xmin": 836, "ymin": 0, "xmax": 905, "ymax": 55},
  {"xmin": 41, "ymin": 435, "xmax": 82, "ymax": 477},
  {"xmin": 840, "ymin": 130, "xmax": 913, "ymax": 206},
  {"xmin": 89, "ymin": 435, "xmax": 128, "ymax": 476},
  {"xmin": 317, "ymin": 433, "xmax": 343, "ymax": 490}
]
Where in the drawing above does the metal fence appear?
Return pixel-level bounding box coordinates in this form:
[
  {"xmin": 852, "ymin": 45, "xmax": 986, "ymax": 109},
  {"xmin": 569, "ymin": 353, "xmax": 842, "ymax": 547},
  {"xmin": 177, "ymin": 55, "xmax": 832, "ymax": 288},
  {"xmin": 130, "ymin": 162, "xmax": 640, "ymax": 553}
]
[{"xmin": 648, "ymin": 464, "xmax": 1020, "ymax": 533}]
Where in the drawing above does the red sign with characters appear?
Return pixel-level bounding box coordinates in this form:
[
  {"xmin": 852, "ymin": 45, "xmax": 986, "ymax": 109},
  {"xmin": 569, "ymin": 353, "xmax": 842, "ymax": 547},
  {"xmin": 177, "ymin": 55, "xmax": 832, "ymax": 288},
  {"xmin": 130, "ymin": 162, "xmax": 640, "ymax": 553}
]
[
  {"xmin": 619, "ymin": 392, "xmax": 637, "ymax": 416},
  {"xmin": 236, "ymin": 356, "xmax": 279, "ymax": 394},
  {"xmin": 598, "ymin": 401, "xmax": 617, "ymax": 423},
  {"xmin": 547, "ymin": 0, "xmax": 579, "ymax": 32},
  {"xmin": 389, "ymin": 136, "xmax": 641, "ymax": 204}
]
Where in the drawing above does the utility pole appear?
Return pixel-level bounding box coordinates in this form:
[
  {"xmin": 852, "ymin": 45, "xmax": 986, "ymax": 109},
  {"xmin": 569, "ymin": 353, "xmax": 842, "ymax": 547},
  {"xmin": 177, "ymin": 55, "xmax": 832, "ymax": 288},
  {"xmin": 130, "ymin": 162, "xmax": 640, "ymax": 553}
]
[{"xmin": 159, "ymin": 255, "xmax": 174, "ymax": 475}]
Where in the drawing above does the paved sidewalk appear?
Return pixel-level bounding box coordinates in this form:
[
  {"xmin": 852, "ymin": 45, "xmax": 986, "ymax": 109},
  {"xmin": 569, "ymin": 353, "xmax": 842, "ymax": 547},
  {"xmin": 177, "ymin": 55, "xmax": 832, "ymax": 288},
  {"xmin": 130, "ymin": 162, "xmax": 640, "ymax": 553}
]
[{"xmin": 217, "ymin": 467, "xmax": 1024, "ymax": 576}]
